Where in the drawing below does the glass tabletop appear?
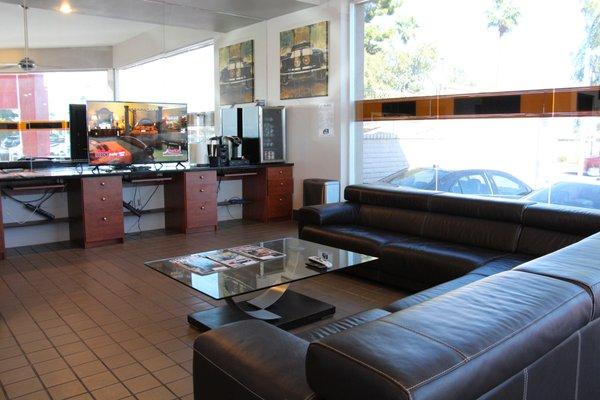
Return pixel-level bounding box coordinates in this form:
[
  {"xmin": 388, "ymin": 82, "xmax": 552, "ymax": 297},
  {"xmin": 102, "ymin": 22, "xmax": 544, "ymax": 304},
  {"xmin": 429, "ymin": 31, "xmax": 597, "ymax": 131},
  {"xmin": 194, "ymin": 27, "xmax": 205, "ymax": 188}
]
[{"xmin": 144, "ymin": 238, "xmax": 377, "ymax": 300}]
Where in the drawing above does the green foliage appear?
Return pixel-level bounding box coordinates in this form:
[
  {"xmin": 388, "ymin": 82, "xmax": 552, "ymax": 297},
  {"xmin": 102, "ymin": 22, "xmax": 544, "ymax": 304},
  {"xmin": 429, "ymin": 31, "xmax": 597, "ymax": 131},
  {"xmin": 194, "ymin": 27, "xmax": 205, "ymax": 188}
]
[
  {"xmin": 0, "ymin": 109, "xmax": 19, "ymax": 122},
  {"xmin": 363, "ymin": 0, "xmax": 437, "ymax": 98},
  {"xmin": 575, "ymin": 0, "xmax": 600, "ymax": 84},
  {"xmin": 486, "ymin": 0, "xmax": 521, "ymax": 38}
]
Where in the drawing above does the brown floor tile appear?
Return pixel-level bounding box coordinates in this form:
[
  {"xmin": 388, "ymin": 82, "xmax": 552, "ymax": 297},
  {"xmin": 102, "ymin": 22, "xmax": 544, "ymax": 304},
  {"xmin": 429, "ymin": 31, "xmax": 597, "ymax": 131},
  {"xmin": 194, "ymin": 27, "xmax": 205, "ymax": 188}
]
[
  {"xmin": 81, "ymin": 371, "xmax": 118, "ymax": 391},
  {"xmin": 139, "ymin": 355, "xmax": 175, "ymax": 373},
  {"xmin": 119, "ymin": 338, "xmax": 150, "ymax": 352},
  {"xmin": 15, "ymin": 331, "xmax": 46, "ymax": 345},
  {"xmin": 166, "ymin": 348, "xmax": 192, "ymax": 364},
  {"xmin": 93, "ymin": 344, "xmax": 124, "ymax": 359},
  {"xmin": 37, "ymin": 319, "xmax": 65, "ymax": 330},
  {"xmin": 135, "ymin": 386, "xmax": 176, "ymax": 400},
  {"xmin": 83, "ymin": 335, "xmax": 115, "ymax": 350},
  {"xmin": 111, "ymin": 363, "xmax": 147, "ymax": 382},
  {"xmin": 4, "ymin": 376, "xmax": 44, "ymax": 398},
  {"xmin": 27, "ymin": 348, "xmax": 60, "ymax": 364},
  {"xmin": 39, "ymin": 368, "xmax": 77, "ymax": 388},
  {"xmin": 10, "ymin": 390, "xmax": 50, "ymax": 400},
  {"xmin": 44, "ymin": 326, "xmax": 72, "ymax": 339},
  {"xmin": 64, "ymin": 394, "xmax": 93, "ymax": 400},
  {"xmin": 0, "ymin": 345, "xmax": 23, "ymax": 360},
  {"xmin": 21, "ymin": 339, "xmax": 53, "ymax": 354},
  {"xmin": 101, "ymin": 353, "xmax": 135, "ymax": 370},
  {"xmin": 49, "ymin": 333, "xmax": 80, "ymax": 347},
  {"xmin": 47, "ymin": 380, "xmax": 87, "ymax": 400},
  {"xmin": 76, "ymin": 328, "xmax": 104, "ymax": 341},
  {"xmin": 32, "ymin": 358, "xmax": 69, "ymax": 376},
  {"xmin": 128, "ymin": 348, "xmax": 161, "ymax": 363},
  {"xmin": 0, "ymin": 355, "xmax": 29, "ymax": 373},
  {"xmin": 72, "ymin": 360, "xmax": 107, "ymax": 379},
  {"xmin": 166, "ymin": 376, "xmax": 193, "ymax": 397},
  {"xmin": 152, "ymin": 365, "xmax": 189, "ymax": 384},
  {"xmin": 0, "ymin": 365, "xmax": 36, "ymax": 385},
  {"xmin": 122, "ymin": 374, "xmax": 161, "ymax": 394},
  {"xmin": 63, "ymin": 350, "xmax": 97, "ymax": 367},
  {"xmin": 154, "ymin": 339, "xmax": 186, "ymax": 354},
  {"xmin": 91, "ymin": 382, "xmax": 131, "ymax": 400}
]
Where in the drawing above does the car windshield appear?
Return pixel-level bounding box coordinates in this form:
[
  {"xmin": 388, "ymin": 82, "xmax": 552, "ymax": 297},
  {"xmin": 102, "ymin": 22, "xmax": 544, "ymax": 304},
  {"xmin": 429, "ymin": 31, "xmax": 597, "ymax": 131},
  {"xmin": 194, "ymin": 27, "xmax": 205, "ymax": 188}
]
[
  {"xmin": 390, "ymin": 169, "xmax": 447, "ymax": 189},
  {"xmin": 528, "ymin": 182, "xmax": 600, "ymax": 210}
]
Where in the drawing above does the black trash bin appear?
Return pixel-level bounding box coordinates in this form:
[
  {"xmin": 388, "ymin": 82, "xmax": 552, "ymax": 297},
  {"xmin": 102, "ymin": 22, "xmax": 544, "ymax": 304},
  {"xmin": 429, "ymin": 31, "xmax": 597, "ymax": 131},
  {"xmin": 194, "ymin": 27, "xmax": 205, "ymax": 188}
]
[{"xmin": 303, "ymin": 179, "xmax": 340, "ymax": 206}]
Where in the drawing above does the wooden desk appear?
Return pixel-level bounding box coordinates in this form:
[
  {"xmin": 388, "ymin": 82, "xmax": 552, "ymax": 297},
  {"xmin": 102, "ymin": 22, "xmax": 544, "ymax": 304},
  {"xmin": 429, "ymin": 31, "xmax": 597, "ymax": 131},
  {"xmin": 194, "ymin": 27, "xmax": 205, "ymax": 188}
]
[{"xmin": 0, "ymin": 163, "xmax": 294, "ymax": 257}]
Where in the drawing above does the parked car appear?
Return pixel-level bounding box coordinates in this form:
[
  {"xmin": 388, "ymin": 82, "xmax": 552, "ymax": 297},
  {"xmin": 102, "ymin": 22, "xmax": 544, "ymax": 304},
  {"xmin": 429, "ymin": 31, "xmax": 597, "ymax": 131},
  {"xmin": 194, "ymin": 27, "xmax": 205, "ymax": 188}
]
[
  {"xmin": 280, "ymin": 41, "xmax": 327, "ymax": 86},
  {"xmin": 524, "ymin": 179, "xmax": 600, "ymax": 210},
  {"xmin": 378, "ymin": 167, "xmax": 532, "ymax": 198},
  {"xmin": 584, "ymin": 155, "xmax": 600, "ymax": 175}
]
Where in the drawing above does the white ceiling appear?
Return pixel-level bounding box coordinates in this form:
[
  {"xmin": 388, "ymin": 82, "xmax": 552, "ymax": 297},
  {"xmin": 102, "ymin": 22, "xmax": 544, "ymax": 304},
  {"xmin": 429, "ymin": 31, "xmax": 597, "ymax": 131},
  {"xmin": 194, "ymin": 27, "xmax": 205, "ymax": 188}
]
[
  {"xmin": 0, "ymin": 2, "xmax": 161, "ymax": 49},
  {"xmin": 0, "ymin": 0, "xmax": 324, "ymax": 46}
]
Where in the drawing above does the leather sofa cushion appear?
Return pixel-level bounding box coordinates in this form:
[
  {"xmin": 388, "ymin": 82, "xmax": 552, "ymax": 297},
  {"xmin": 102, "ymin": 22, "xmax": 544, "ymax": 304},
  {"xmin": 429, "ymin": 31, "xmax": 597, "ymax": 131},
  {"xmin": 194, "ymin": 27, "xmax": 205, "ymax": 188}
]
[
  {"xmin": 384, "ymin": 274, "xmax": 484, "ymax": 312},
  {"xmin": 428, "ymin": 193, "xmax": 529, "ymax": 223},
  {"xmin": 522, "ymin": 203, "xmax": 600, "ymax": 236},
  {"xmin": 421, "ymin": 213, "xmax": 521, "ymax": 252},
  {"xmin": 345, "ymin": 184, "xmax": 437, "ymax": 210},
  {"xmin": 384, "ymin": 254, "xmax": 533, "ymax": 312},
  {"xmin": 517, "ymin": 226, "xmax": 583, "ymax": 256},
  {"xmin": 306, "ymin": 271, "xmax": 592, "ymax": 400},
  {"xmin": 298, "ymin": 202, "xmax": 359, "ymax": 227},
  {"xmin": 515, "ymin": 234, "xmax": 600, "ymax": 319},
  {"xmin": 380, "ymin": 239, "xmax": 505, "ymax": 285},
  {"xmin": 297, "ymin": 308, "xmax": 391, "ymax": 342},
  {"xmin": 357, "ymin": 205, "xmax": 427, "ymax": 236},
  {"xmin": 470, "ymin": 253, "xmax": 533, "ymax": 277},
  {"xmin": 300, "ymin": 224, "xmax": 413, "ymax": 256}
]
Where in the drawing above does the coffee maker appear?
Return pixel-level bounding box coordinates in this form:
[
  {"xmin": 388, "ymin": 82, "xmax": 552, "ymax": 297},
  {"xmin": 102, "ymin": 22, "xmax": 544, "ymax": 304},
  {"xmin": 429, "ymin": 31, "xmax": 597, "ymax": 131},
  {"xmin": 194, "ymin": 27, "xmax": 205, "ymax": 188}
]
[
  {"xmin": 207, "ymin": 136, "xmax": 229, "ymax": 167},
  {"xmin": 225, "ymin": 136, "xmax": 249, "ymax": 166}
]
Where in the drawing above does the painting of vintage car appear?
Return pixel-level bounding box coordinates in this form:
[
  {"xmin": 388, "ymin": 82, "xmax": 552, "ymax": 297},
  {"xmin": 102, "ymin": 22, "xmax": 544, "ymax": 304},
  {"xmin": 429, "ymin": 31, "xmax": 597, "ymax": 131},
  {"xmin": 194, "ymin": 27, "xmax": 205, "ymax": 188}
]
[
  {"xmin": 280, "ymin": 21, "xmax": 328, "ymax": 100},
  {"xmin": 219, "ymin": 40, "xmax": 254, "ymax": 105}
]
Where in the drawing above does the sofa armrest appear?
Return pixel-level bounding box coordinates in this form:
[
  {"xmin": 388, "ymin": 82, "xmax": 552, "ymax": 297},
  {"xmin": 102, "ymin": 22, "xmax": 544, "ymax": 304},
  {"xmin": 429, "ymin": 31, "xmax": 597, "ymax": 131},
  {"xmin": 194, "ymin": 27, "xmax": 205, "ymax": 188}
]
[
  {"xmin": 193, "ymin": 320, "xmax": 315, "ymax": 400},
  {"xmin": 299, "ymin": 202, "xmax": 359, "ymax": 228}
]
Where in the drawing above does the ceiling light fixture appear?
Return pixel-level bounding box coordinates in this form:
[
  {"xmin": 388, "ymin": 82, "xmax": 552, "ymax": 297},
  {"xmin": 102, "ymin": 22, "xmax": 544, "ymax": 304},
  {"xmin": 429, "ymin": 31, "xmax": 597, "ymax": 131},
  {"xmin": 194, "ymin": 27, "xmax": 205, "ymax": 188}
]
[{"xmin": 59, "ymin": 2, "xmax": 72, "ymax": 14}]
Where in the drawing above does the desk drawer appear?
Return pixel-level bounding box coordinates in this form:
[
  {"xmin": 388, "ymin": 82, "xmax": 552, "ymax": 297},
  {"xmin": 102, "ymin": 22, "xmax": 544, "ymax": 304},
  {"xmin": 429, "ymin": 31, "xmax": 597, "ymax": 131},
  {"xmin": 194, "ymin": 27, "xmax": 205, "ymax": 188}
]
[
  {"xmin": 268, "ymin": 178, "xmax": 293, "ymax": 196},
  {"xmin": 84, "ymin": 210, "xmax": 123, "ymax": 242},
  {"xmin": 186, "ymin": 171, "xmax": 217, "ymax": 187},
  {"xmin": 82, "ymin": 176, "xmax": 122, "ymax": 197},
  {"xmin": 267, "ymin": 194, "xmax": 293, "ymax": 219},
  {"xmin": 187, "ymin": 200, "xmax": 217, "ymax": 228},
  {"xmin": 186, "ymin": 183, "xmax": 217, "ymax": 202},
  {"xmin": 267, "ymin": 166, "xmax": 293, "ymax": 181}
]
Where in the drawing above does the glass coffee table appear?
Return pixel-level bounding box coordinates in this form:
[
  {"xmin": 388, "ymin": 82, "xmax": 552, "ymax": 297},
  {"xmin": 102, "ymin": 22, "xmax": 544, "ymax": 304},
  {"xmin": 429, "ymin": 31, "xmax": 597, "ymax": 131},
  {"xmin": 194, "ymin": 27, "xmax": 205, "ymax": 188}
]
[{"xmin": 145, "ymin": 238, "xmax": 377, "ymax": 331}]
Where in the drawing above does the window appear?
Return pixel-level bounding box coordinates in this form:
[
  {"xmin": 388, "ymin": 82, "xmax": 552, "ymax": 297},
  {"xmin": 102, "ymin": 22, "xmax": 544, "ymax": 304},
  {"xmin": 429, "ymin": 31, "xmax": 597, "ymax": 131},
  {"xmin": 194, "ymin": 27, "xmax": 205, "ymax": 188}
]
[
  {"xmin": 352, "ymin": 1, "xmax": 600, "ymax": 211},
  {"xmin": 118, "ymin": 44, "xmax": 214, "ymax": 113},
  {"xmin": 0, "ymin": 70, "xmax": 113, "ymax": 161}
]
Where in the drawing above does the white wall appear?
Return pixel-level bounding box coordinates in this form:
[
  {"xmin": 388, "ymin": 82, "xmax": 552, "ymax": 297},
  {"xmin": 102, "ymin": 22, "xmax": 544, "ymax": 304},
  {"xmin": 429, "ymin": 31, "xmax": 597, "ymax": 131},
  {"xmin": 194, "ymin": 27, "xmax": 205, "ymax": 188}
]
[{"xmin": 214, "ymin": 0, "xmax": 351, "ymax": 208}]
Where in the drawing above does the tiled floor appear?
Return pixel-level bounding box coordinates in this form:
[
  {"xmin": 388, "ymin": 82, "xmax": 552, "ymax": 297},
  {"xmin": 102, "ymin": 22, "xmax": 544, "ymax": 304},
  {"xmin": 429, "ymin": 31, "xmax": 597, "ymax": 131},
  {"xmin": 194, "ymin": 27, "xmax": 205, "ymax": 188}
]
[{"xmin": 0, "ymin": 220, "xmax": 405, "ymax": 399}]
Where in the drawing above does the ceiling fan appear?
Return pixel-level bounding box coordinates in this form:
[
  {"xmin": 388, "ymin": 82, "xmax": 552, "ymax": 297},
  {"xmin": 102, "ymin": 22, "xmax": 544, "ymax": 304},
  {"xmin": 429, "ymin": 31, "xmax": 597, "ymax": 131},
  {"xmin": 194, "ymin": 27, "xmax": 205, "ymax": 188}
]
[{"xmin": 0, "ymin": 1, "xmax": 61, "ymax": 72}]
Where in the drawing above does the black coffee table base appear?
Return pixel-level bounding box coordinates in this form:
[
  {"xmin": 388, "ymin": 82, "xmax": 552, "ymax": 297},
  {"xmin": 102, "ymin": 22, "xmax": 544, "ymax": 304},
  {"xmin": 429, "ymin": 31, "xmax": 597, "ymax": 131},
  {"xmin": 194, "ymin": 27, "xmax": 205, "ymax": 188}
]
[{"xmin": 187, "ymin": 290, "xmax": 335, "ymax": 332}]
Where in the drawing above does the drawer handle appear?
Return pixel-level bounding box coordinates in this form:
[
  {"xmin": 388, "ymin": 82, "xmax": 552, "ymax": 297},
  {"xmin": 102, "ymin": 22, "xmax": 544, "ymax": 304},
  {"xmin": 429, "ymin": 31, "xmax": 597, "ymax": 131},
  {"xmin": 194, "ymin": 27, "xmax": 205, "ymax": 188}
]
[
  {"xmin": 200, "ymin": 189, "xmax": 205, "ymax": 193},
  {"xmin": 278, "ymin": 170, "xmax": 283, "ymax": 174},
  {"xmin": 102, "ymin": 217, "xmax": 108, "ymax": 222},
  {"xmin": 200, "ymin": 206, "xmax": 206, "ymax": 210},
  {"xmin": 199, "ymin": 175, "xmax": 204, "ymax": 180},
  {"xmin": 280, "ymin": 182, "xmax": 284, "ymax": 186},
  {"xmin": 279, "ymin": 198, "xmax": 283, "ymax": 202},
  {"xmin": 100, "ymin": 181, "xmax": 106, "ymax": 186},
  {"xmin": 101, "ymin": 196, "xmax": 107, "ymax": 201}
]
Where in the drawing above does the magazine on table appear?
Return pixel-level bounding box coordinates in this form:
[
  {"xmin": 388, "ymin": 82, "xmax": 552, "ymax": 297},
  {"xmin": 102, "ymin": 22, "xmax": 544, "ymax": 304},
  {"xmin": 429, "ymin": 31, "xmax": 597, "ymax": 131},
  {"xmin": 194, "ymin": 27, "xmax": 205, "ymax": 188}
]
[
  {"xmin": 205, "ymin": 250, "xmax": 259, "ymax": 268},
  {"xmin": 230, "ymin": 245, "xmax": 286, "ymax": 261},
  {"xmin": 169, "ymin": 254, "xmax": 229, "ymax": 276}
]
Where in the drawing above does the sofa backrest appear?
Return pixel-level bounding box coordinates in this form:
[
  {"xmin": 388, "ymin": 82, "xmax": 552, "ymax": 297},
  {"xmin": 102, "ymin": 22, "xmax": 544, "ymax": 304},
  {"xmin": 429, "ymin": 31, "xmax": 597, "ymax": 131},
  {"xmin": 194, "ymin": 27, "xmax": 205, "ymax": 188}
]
[
  {"xmin": 343, "ymin": 185, "xmax": 600, "ymax": 255},
  {"xmin": 305, "ymin": 270, "xmax": 592, "ymax": 400},
  {"xmin": 517, "ymin": 203, "xmax": 600, "ymax": 256}
]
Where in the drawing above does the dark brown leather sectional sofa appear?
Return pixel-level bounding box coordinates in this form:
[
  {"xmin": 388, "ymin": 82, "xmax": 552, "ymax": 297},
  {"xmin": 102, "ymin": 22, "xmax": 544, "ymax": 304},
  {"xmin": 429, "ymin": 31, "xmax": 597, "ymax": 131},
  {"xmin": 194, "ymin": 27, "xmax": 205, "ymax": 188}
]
[{"xmin": 193, "ymin": 184, "xmax": 600, "ymax": 400}]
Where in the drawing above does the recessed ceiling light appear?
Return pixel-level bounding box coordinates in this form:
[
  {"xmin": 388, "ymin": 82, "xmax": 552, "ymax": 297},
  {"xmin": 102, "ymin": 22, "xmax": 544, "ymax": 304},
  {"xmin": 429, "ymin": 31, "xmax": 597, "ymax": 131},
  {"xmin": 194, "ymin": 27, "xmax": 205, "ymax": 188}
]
[{"xmin": 59, "ymin": 2, "xmax": 73, "ymax": 14}]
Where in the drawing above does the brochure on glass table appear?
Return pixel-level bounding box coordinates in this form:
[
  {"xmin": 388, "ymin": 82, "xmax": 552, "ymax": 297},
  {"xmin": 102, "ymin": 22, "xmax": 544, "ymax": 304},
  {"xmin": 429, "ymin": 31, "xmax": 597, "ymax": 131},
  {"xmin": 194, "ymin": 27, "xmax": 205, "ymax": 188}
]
[
  {"xmin": 229, "ymin": 245, "xmax": 286, "ymax": 261},
  {"xmin": 169, "ymin": 254, "xmax": 229, "ymax": 276},
  {"xmin": 205, "ymin": 250, "xmax": 259, "ymax": 268}
]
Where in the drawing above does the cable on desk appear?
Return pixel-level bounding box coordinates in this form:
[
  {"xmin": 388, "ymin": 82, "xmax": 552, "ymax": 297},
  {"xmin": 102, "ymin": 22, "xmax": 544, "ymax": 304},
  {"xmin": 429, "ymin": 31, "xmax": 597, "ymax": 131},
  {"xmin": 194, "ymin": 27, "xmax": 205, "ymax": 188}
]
[
  {"xmin": 1, "ymin": 189, "xmax": 58, "ymax": 225},
  {"xmin": 125, "ymin": 184, "xmax": 160, "ymax": 235}
]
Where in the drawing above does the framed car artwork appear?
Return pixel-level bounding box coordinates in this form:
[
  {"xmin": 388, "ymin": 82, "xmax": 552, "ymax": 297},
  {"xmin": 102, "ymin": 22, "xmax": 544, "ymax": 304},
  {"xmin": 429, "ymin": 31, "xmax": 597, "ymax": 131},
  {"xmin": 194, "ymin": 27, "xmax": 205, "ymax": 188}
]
[
  {"xmin": 280, "ymin": 21, "xmax": 329, "ymax": 100},
  {"xmin": 219, "ymin": 40, "xmax": 255, "ymax": 105}
]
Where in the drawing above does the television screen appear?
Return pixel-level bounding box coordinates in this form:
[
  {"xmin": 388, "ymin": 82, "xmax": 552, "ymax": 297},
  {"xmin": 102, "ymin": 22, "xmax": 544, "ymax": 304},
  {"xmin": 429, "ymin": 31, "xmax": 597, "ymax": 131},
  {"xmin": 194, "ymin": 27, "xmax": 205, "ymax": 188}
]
[{"xmin": 86, "ymin": 101, "xmax": 188, "ymax": 166}]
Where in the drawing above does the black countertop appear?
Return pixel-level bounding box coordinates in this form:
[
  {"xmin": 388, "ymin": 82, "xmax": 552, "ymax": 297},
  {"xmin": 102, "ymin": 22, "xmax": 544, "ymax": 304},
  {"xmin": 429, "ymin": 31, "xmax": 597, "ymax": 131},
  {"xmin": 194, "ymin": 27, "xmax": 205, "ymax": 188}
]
[{"xmin": 0, "ymin": 162, "xmax": 294, "ymax": 183}]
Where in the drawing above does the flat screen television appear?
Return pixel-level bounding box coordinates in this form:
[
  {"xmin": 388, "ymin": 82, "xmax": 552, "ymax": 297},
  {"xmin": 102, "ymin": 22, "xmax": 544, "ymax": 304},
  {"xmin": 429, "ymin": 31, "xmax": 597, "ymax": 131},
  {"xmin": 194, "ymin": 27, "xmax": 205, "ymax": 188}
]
[{"xmin": 86, "ymin": 101, "xmax": 188, "ymax": 166}]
